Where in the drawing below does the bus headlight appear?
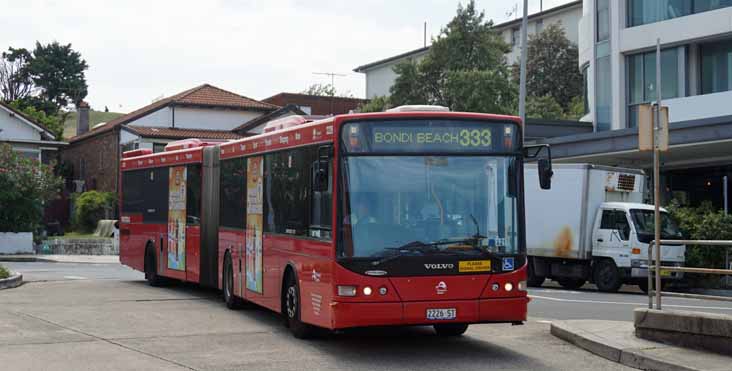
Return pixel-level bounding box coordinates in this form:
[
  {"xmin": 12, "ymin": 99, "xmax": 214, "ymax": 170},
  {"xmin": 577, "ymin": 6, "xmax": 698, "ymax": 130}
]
[
  {"xmin": 518, "ymin": 281, "xmax": 527, "ymax": 291},
  {"xmin": 492, "ymin": 283, "xmax": 500, "ymax": 291},
  {"xmin": 337, "ymin": 285, "xmax": 357, "ymax": 297},
  {"xmin": 379, "ymin": 286, "xmax": 388, "ymax": 295},
  {"xmin": 362, "ymin": 286, "xmax": 373, "ymax": 296},
  {"xmin": 504, "ymin": 283, "xmax": 514, "ymax": 292}
]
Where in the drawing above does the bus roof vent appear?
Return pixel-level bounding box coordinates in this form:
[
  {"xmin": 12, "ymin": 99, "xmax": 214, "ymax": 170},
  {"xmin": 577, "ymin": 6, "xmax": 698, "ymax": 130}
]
[
  {"xmin": 263, "ymin": 115, "xmax": 307, "ymax": 133},
  {"xmin": 386, "ymin": 105, "xmax": 450, "ymax": 113},
  {"xmin": 164, "ymin": 138, "xmax": 207, "ymax": 152},
  {"xmin": 122, "ymin": 148, "xmax": 153, "ymax": 158}
]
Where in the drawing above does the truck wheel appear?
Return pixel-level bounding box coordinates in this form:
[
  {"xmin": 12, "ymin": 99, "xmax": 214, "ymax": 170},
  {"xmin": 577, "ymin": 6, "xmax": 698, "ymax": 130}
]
[
  {"xmin": 593, "ymin": 259, "xmax": 622, "ymax": 293},
  {"xmin": 223, "ymin": 253, "xmax": 242, "ymax": 309},
  {"xmin": 434, "ymin": 323, "xmax": 469, "ymax": 336},
  {"xmin": 558, "ymin": 278, "xmax": 586, "ymax": 290},
  {"xmin": 283, "ymin": 273, "xmax": 316, "ymax": 339},
  {"xmin": 527, "ymin": 259, "xmax": 545, "ymax": 287}
]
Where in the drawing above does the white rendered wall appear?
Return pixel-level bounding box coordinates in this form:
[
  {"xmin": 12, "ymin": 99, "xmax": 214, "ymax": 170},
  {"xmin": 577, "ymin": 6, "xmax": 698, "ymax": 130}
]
[
  {"xmin": 126, "ymin": 106, "xmax": 263, "ymax": 131},
  {"xmin": 0, "ymin": 109, "xmax": 42, "ymax": 141},
  {"xmin": 664, "ymin": 91, "xmax": 732, "ymax": 123},
  {"xmin": 364, "ymin": 52, "xmax": 427, "ymax": 99},
  {"xmin": 502, "ymin": 6, "xmax": 583, "ymax": 65}
]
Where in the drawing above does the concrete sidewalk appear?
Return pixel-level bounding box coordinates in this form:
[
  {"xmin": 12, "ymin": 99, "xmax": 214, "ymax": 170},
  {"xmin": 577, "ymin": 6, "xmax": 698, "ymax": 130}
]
[
  {"xmin": 0, "ymin": 255, "xmax": 119, "ymax": 264},
  {"xmin": 551, "ymin": 320, "xmax": 731, "ymax": 371}
]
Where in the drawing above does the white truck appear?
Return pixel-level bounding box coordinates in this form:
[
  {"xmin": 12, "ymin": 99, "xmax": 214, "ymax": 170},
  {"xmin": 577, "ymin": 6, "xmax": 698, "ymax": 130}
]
[{"xmin": 524, "ymin": 164, "xmax": 686, "ymax": 292}]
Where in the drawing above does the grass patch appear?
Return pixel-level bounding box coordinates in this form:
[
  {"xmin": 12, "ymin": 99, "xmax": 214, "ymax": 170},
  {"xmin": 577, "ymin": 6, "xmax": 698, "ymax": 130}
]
[
  {"xmin": 0, "ymin": 265, "xmax": 10, "ymax": 279},
  {"xmin": 62, "ymin": 110, "xmax": 125, "ymax": 139},
  {"xmin": 57, "ymin": 232, "xmax": 100, "ymax": 239}
]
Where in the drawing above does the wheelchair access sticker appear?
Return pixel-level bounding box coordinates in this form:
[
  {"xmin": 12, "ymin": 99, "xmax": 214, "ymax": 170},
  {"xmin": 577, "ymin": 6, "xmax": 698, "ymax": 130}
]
[{"xmin": 502, "ymin": 257, "xmax": 515, "ymax": 271}]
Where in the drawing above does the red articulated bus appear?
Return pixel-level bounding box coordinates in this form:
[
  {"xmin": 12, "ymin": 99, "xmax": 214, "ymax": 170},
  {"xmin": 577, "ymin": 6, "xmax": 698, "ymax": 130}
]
[{"xmin": 120, "ymin": 106, "xmax": 552, "ymax": 338}]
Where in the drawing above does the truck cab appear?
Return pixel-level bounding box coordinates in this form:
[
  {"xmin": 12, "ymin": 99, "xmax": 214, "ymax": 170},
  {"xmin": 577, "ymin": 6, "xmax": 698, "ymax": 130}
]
[{"xmin": 591, "ymin": 202, "xmax": 685, "ymax": 292}]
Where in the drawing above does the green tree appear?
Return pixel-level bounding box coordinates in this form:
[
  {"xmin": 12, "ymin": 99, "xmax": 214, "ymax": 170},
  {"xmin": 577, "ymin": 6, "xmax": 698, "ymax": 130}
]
[
  {"xmin": 521, "ymin": 23, "xmax": 583, "ymax": 112},
  {"xmin": 301, "ymin": 83, "xmax": 353, "ymax": 98},
  {"xmin": 0, "ymin": 144, "xmax": 63, "ymax": 233},
  {"xmin": 24, "ymin": 41, "xmax": 89, "ymax": 115},
  {"xmin": 7, "ymin": 100, "xmax": 63, "ymax": 139},
  {"xmin": 565, "ymin": 96, "xmax": 586, "ymax": 120},
  {"xmin": 357, "ymin": 95, "xmax": 391, "ymax": 113},
  {"xmin": 526, "ymin": 95, "xmax": 564, "ymax": 120},
  {"xmin": 390, "ymin": 0, "xmax": 515, "ymax": 114},
  {"xmin": 0, "ymin": 47, "xmax": 33, "ymax": 102}
]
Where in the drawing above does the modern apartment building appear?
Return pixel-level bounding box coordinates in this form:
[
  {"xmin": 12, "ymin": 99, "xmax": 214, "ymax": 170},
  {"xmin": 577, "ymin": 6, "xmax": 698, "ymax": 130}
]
[
  {"xmin": 547, "ymin": 0, "xmax": 732, "ymax": 209},
  {"xmin": 354, "ymin": 1, "xmax": 582, "ymax": 99}
]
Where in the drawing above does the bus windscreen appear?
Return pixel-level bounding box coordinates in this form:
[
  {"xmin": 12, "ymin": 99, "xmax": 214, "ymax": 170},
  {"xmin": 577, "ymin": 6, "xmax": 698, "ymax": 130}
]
[{"xmin": 341, "ymin": 119, "xmax": 518, "ymax": 154}]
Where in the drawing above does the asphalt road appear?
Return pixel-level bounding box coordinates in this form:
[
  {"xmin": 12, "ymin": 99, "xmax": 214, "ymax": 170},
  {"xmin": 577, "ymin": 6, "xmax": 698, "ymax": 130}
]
[
  {"xmin": 7, "ymin": 261, "xmax": 732, "ymax": 322},
  {"xmin": 0, "ymin": 262, "xmax": 637, "ymax": 370}
]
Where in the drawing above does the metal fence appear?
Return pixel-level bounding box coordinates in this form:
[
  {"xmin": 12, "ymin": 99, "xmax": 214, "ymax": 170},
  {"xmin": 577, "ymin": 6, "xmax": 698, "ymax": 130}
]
[{"xmin": 648, "ymin": 240, "xmax": 732, "ymax": 309}]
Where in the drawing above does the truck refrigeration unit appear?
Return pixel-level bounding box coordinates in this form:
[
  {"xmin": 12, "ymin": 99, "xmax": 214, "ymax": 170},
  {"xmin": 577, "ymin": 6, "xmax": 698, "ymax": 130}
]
[{"xmin": 524, "ymin": 164, "xmax": 685, "ymax": 293}]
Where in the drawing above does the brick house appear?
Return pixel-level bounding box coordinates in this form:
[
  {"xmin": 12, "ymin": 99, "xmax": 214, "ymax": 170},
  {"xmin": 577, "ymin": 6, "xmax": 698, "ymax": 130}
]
[
  {"xmin": 60, "ymin": 84, "xmax": 278, "ymax": 194},
  {"xmin": 262, "ymin": 93, "xmax": 367, "ymax": 116}
]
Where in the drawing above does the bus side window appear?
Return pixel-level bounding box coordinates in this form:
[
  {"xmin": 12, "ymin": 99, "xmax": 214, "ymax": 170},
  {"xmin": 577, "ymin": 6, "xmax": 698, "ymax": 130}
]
[{"xmin": 310, "ymin": 158, "xmax": 332, "ymax": 240}]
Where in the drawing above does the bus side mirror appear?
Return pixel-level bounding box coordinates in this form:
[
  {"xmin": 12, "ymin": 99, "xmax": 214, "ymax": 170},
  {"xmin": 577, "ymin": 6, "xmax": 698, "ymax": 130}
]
[{"xmin": 538, "ymin": 158, "xmax": 553, "ymax": 190}]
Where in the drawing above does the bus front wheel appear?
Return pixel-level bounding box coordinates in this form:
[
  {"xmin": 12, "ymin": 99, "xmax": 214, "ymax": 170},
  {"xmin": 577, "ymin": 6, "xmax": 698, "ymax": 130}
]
[
  {"xmin": 434, "ymin": 323, "xmax": 469, "ymax": 336},
  {"xmin": 283, "ymin": 273, "xmax": 315, "ymax": 339}
]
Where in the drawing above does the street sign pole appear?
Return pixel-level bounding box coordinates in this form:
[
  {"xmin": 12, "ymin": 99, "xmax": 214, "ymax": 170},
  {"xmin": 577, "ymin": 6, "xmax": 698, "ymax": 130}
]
[
  {"xmin": 654, "ymin": 38, "xmax": 663, "ymax": 310},
  {"xmin": 518, "ymin": 0, "xmax": 529, "ymax": 124}
]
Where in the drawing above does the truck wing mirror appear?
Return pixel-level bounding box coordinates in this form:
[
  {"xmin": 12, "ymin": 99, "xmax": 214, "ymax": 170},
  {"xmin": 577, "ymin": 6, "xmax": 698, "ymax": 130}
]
[
  {"xmin": 538, "ymin": 158, "xmax": 553, "ymax": 190},
  {"xmin": 524, "ymin": 144, "xmax": 553, "ymax": 190}
]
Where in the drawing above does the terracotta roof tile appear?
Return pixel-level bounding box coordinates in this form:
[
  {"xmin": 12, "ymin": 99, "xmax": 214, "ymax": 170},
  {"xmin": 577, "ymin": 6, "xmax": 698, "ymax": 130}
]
[
  {"xmin": 126, "ymin": 126, "xmax": 242, "ymax": 140},
  {"xmin": 69, "ymin": 84, "xmax": 277, "ymax": 143}
]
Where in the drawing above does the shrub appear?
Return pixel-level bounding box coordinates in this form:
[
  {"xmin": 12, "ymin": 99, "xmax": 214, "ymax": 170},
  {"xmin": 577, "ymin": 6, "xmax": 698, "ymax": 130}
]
[
  {"xmin": 73, "ymin": 191, "xmax": 116, "ymax": 233},
  {"xmin": 0, "ymin": 144, "xmax": 63, "ymax": 232},
  {"xmin": 667, "ymin": 201, "xmax": 732, "ymax": 287},
  {"xmin": 0, "ymin": 265, "xmax": 9, "ymax": 279}
]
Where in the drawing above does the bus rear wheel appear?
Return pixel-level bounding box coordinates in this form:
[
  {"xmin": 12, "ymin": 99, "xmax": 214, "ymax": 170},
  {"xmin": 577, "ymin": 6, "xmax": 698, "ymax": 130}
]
[
  {"xmin": 283, "ymin": 273, "xmax": 315, "ymax": 339},
  {"xmin": 434, "ymin": 323, "xmax": 469, "ymax": 337},
  {"xmin": 144, "ymin": 245, "xmax": 163, "ymax": 287},
  {"xmin": 223, "ymin": 253, "xmax": 242, "ymax": 309}
]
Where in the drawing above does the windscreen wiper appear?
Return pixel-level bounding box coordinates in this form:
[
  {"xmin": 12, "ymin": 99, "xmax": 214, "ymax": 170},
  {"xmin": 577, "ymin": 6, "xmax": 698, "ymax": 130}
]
[{"xmin": 371, "ymin": 238, "xmax": 488, "ymax": 266}]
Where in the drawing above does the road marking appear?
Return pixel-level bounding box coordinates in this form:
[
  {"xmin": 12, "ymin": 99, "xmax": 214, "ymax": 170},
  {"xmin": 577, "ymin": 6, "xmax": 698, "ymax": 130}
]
[
  {"xmin": 63, "ymin": 276, "xmax": 87, "ymax": 280},
  {"xmin": 536, "ymin": 320, "xmax": 552, "ymax": 324},
  {"xmin": 529, "ymin": 294, "xmax": 732, "ymax": 311}
]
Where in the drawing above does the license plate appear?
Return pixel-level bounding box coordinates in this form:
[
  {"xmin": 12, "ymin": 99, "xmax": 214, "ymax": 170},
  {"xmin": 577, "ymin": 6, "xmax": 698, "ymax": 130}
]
[
  {"xmin": 426, "ymin": 308, "xmax": 456, "ymax": 320},
  {"xmin": 660, "ymin": 269, "xmax": 671, "ymax": 277}
]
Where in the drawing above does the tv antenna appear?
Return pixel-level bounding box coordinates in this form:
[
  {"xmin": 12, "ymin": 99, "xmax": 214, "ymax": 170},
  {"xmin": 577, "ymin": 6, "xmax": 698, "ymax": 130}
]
[{"xmin": 312, "ymin": 71, "xmax": 347, "ymax": 115}]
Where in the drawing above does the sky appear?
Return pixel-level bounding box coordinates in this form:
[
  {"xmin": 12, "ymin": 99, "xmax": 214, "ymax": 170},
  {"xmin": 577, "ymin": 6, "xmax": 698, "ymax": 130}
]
[{"xmin": 1, "ymin": 0, "xmax": 573, "ymax": 113}]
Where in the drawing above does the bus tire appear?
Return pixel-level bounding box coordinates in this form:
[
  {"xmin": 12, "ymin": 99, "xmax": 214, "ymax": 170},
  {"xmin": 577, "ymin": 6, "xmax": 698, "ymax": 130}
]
[
  {"xmin": 283, "ymin": 272, "xmax": 315, "ymax": 339},
  {"xmin": 144, "ymin": 244, "xmax": 163, "ymax": 287},
  {"xmin": 593, "ymin": 259, "xmax": 622, "ymax": 293},
  {"xmin": 527, "ymin": 258, "xmax": 545, "ymax": 287},
  {"xmin": 223, "ymin": 252, "xmax": 242, "ymax": 309},
  {"xmin": 434, "ymin": 323, "xmax": 469, "ymax": 337}
]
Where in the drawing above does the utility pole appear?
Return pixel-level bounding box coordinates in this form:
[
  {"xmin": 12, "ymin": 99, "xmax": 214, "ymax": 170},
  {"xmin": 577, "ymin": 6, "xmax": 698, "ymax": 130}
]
[
  {"xmin": 312, "ymin": 72, "xmax": 346, "ymax": 115},
  {"xmin": 424, "ymin": 21, "xmax": 427, "ymax": 47},
  {"xmin": 654, "ymin": 38, "xmax": 663, "ymax": 310},
  {"xmin": 518, "ymin": 0, "xmax": 529, "ymax": 124}
]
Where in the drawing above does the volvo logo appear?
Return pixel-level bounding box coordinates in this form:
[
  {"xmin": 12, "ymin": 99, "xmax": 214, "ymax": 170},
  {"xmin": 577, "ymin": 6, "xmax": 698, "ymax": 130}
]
[
  {"xmin": 424, "ymin": 263, "xmax": 454, "ymax": 270},
  {"xmin": 436, "ymin": 281, "xmax": 448, "ymax": 295}
]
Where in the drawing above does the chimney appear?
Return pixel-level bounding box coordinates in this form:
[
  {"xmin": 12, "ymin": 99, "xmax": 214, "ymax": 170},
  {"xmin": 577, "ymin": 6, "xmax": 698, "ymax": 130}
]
[{"xmin": 76, "ymin": 101, "xmax": 90, "ymax": 135}]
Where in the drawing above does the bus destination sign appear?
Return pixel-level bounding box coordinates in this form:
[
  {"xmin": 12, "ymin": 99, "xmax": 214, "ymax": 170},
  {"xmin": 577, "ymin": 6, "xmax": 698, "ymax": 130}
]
[{"xmin": 343, "ymin": 120, "xmax": 517, "ymax": 154}]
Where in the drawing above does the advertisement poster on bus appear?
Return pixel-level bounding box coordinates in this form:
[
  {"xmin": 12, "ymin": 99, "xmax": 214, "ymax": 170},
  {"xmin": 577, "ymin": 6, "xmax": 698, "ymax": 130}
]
[
  {"xmin": 168, "ymin": 166, "xmax": 187, "ymax": 271},
  {"xmin": 246, "ymin": 156, "xmax": 263, "ymax": 293}
]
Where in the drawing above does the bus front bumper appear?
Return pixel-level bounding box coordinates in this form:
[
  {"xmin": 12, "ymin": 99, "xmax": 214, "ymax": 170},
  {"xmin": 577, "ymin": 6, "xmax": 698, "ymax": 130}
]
[{"xmin": 330, "ymin": 296, "xmax": 529, "ymax": 329}]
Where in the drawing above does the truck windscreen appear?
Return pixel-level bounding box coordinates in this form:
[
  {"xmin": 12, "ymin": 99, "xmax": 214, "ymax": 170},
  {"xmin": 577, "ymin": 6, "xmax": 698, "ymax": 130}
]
[{"xmin": 341, "ymin": 119, "xmax": 519, "ymax": 154}]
